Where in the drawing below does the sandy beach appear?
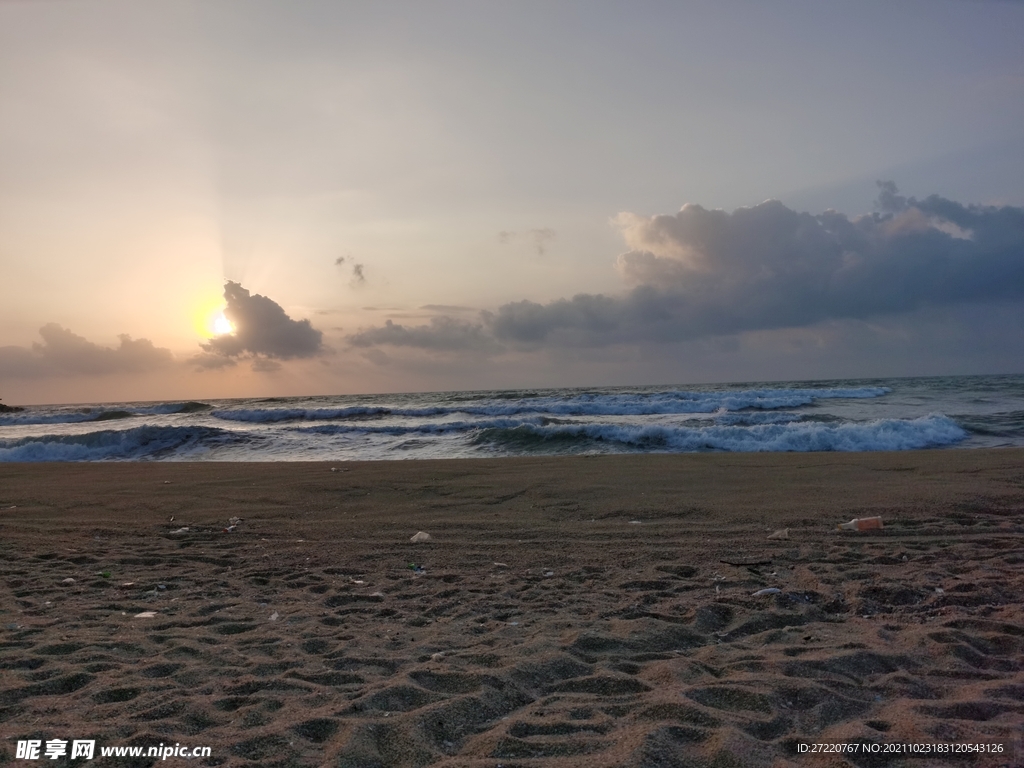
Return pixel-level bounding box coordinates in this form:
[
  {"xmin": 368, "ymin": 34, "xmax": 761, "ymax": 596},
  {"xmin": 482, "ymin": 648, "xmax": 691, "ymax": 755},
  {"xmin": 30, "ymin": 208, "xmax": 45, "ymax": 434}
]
[{"xmin": 1, "ymin": 449, "xmax": 1022, "ymax": 767}]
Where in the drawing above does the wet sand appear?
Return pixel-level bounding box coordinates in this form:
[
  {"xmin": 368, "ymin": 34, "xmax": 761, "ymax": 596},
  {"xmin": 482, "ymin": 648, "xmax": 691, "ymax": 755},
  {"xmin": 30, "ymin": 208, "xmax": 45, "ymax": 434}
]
[{"xmin": 1, "ymin": 449, "xmax": 1022, "ymax": 767}]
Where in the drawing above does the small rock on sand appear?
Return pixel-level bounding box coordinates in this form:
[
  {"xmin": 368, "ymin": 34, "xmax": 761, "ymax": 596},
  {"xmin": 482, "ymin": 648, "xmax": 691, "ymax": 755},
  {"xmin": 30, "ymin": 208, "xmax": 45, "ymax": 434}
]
[
  {"xmin": 134, "ymin": 611, "xmax": 157, "ymax": 618},
  {"xmin": 410, "ymin": 531, "xmax": 432, "ymax": 543},
  {"xmin": 61, "ymin": 577, "xmax": 76, "ymax": 585}
]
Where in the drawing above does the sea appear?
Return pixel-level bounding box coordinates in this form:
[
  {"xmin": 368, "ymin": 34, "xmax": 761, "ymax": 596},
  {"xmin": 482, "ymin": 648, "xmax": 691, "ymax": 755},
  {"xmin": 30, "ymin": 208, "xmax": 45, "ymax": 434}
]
[{"xmin": 1, "ymin": 375, "xmax": 1022, "ymax": 462}]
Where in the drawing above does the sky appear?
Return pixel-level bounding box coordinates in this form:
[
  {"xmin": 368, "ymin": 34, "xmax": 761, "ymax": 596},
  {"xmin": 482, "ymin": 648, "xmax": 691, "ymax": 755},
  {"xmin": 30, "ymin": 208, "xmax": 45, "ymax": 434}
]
[{"xmin": 1, "ymin": 0, "xmax": 1023, "ymax": 404}]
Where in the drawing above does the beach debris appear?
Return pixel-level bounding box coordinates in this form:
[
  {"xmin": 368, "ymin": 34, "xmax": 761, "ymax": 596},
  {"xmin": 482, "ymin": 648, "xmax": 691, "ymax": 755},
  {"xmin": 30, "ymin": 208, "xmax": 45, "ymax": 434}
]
[
  {"xmin": 543, "ymin": 570, "xmax": 554, "ymax": 578},
  {"xmin": 157, "ymin": 584, "xmax": 166, "ymax": 590},
  {"xmin": 269, "ymin": 611, "xmax": 279, "ymax": 621},
  {"xmin": 629, "ymin": 520, "xmax": 642, "ymax": 525},
  {"xmin": 493, "ymin": 562, "xmax": 509, "ymax": 568},
  {"xmin": 169, "ymin": 527, "xmax": 190, "ymax": 535},
  {"xmin": 5, "ymin": 505, "xmax": 16, "ymax": 510},
  {"xmin": 134, "ymin": 611, "xmax": 157, "ymax": 618},
  {"xmin": 370, "ymin": 591, "xmax": 384, "ymax": 598},
  {"xmin": 229, "ymin": 516, "xmax": 242, "ymax": 525},
  {"xmin": 120, "ymin": 582, "xmax": 135, "ymax": 587},
  {"xmin": 767, "ymin": 528, "xmax": 790, "ymax": 540},
  {"xmin": 163, "ymin": 480, "xmax": 171, "ymax": 484},
  {"xmin": 169, "ymin": 516, "xmax": 174, "ymax": 523},
  {"xmin": 61, "ymin": 577, "xmax": 76, "ymax": 585},
  {"xmin": 430, "ymin": 652, "xmax": 445, "ymax": 662},
  {"xmin": 99, "ymin": 571, "xmax": 111, "ymax": 578},
  {"xmin": 407, "ymin": 563, "xmax": 426, "ymax": 574},
  {"xmin": 351, "ymin": 579, "xmax": 365, "ymax": 585},
  {"xmin": 752, "ymin": 587, "xmax": 782, "ymax": 596},
  {"xmin": 838, "ymin": 516, "xmax": 884, "ymax": 532},
  {"xmin": 223, "ymin": 525, "xmax": 238, "ymax": 533},
  {"xmin": 410, "ymin": 531, "xmax": 432, "ymax": 543}
]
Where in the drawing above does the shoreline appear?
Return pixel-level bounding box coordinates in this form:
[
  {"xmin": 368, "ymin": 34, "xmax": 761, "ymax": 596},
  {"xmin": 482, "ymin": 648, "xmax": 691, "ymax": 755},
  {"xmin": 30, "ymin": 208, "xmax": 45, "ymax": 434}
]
[{"xmin": 2, "ymin": 449, "xmax": 1022, "ymax": 766}]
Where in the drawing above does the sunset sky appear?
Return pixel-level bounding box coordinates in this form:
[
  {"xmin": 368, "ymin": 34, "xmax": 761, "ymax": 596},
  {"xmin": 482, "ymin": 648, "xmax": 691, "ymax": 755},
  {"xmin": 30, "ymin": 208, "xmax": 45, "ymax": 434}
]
[{"xmin": 2, "ymin": 0, "xmax": 1023, "ymax": 405}]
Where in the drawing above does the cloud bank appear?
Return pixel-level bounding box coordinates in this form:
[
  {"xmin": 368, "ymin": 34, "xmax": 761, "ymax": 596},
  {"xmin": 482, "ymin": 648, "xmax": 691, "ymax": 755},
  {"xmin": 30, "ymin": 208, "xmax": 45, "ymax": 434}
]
[
  {"xmin": 201, "ymin": 281, "xmax": 324, "ymax": 361},
  {"xmin": 0, "ymin": 324, "xmax": 174, "ymax": 378},
  {"xmin": 350, "ymin": 185, "xmax": 1024, "ymax": 350}
]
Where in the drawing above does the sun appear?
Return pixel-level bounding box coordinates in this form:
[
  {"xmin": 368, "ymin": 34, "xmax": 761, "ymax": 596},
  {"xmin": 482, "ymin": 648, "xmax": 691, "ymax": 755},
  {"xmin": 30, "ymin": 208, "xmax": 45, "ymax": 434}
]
[{"xmin": 212, "ymin": 312, "xmax": 234, "ymax": 336}]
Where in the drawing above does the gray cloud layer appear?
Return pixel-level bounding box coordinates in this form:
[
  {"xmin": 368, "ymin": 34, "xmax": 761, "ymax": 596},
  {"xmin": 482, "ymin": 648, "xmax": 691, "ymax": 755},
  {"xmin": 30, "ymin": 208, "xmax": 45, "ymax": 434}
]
[
  {"xmin": 348, "ymin": 317, "xmax": 496, "ymax": 351},
  {"xmin": 350, "ymin": 186, "xmax": 1024, "ymax": 350},
  {"xmin": 202, "ymin": 281, "xmax": 324, "ymax": 360},
  {"xmin": 0, "ymin": 324, "xmax": 174, "ymax": 378}
]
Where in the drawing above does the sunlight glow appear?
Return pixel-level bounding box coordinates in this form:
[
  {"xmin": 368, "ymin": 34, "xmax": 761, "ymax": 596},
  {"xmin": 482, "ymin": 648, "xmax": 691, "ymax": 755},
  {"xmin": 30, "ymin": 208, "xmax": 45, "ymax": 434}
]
[{"xmin": 213, "ymin": 313, "xmax": 234, "ymax": 336}]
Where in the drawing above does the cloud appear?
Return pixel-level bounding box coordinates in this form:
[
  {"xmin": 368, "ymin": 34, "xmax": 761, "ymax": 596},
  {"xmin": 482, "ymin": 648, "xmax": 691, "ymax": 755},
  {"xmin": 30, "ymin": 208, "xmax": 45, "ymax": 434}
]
[
  {"xmin": 348, "ymin": 316, "xmax": 498, "ymax": 351},
  {"xmin": 351, "ymin": 185, "xmax": 1024, "ymax": 350},
  {"xmin": 497, "ymin": 228, "xmax": 558, "ymax": 255},
  {"xmin": 335, "ymin": 255, "xmax": 367, "ymax": 287},
  {"xmin": 201, "ymin": 281, "xmax": 324, "ymax": 360},
  {"xmin": 0, "ymin": 324, "xmax": 174, "ymax": 378},
  {"xmin": 497, "ymin": 185, "xmax": 1024, "ymax": 344}
]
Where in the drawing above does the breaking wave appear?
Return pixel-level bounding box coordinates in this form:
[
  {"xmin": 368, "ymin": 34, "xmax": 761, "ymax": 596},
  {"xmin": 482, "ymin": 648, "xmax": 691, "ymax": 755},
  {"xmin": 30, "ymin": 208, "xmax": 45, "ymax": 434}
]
[
  {"xmin": 471, "ymin": 415, "xmax": 967, "ymax": 454},
  {"xmin": 0, "ymin": 425, "xmax": 244, "ymax": 462},
  {"xmin": 211, "ymin": 386, "xmax": 890, "ymax": 424}
]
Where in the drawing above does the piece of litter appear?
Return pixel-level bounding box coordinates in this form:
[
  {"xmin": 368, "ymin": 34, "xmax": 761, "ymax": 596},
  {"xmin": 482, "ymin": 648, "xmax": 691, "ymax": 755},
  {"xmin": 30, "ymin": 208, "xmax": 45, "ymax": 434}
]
[
  {"xmin": 430, "ymin": 652, "xmax": 445, "ymax": 661},
  {"xmin": 509, "ymin": 621, "xmax": 519, "ymax": 626},
  {"xmin": 163, "ymin": 480, "xmax": 171, "ymax": 484},
  {"xmin": 269, "ymin": 611, "xmax": 279, "ymax": 621},
  {"xmin": 934, "ymin": 587, "xmax": 945, "ymax": 594},
  {"xmin": 61, "ymin": 577, "xmax": 76, "ymax": 585},
  {"xmin": 752, "ymin": 587, "xmax": 782, "ymax": 596},
  {"xmin": 370, "ymin": 591, "xmax": 384, "ymax": 598},
  {"xmin": 543, "ymin": 571, "xmax": 554, "ymax": 578},
  {"xmin": 493, "ymin": 562, "xmax": 509, "ymax": 568},
  {"xmin": 157, "ymin": 584, "xmax": 166, "ymax": 590},
  {"xmin": 838, "ymin": 516, "xmax": 883, "ymax": 532},
  {"xmin": 767, "ymin": 528, "xmax": 790, "ymax": 540},
  {"xmin": 229, "ymin": 517, "xmax": 242, "ymax": 525},
  {"xmin": 352, "ymin": 579, "xmax": 365, "ymax": 585},
  {"xmin": 331, "ymin": 467, "xmax": 337, "ymax": 471},
  {"xmin": 121, "ymin": 582, "xmax": 135, "ymax": 587},
  {"xmin": 134, "ymin": 611, "xmax": 157, "ymax": 618},
  {"xmin": 223, "ymin": 525, "xmax": 237, "ymax": 533},
  {"xmin": 628, "ymin": 520, "xmax": 642, "ymax": 525},
  {"xmin": 410, "ymin": 531, "xmax": 432, "ymax": 543},
  {"xmin": 5, "ymin": 505, "xmax": 16, "ymax": 510},
  {"xmin": 169, "ymin": 527, "xmax": 189, "ymax": 535}
]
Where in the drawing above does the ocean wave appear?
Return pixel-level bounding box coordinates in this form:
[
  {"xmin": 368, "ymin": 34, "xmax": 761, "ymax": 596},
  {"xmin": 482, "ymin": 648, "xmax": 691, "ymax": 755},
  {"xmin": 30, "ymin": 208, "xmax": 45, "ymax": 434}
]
[
  {"xmin": 0, "ymin": 425, "xmax": 244, "ymax": 462},
  {"xmin": 0, "ymin": 400, "xmax": 212, "ymax": 426},
  {"xmin": 0, "ymin": 409, "xmax": 134, "ymax": 426},
  {"xmin": 289, "ymin": 417, "xmax": 545, "ymax": 436},
  {"xmin": 135, "ymin": 401, "xmax": 213, "ymax": 415},
  {"xmin": 213, "ymin": 406, "xmax": 394, "ymax": 423},
  {"xmin": 472, "ymin": 414, "xmax": 966, "ymax": 454},
  {"xmin": 211, "ymin": 386, "xmax": 890, "ymax": 423}
]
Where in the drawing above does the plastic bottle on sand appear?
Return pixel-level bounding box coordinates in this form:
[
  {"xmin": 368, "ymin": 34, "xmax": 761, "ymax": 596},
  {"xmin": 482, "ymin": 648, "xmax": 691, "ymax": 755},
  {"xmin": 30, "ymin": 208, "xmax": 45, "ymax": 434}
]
[{"xmin": 838, "ymin": 516, "xmax": 883, "ymax": 531}]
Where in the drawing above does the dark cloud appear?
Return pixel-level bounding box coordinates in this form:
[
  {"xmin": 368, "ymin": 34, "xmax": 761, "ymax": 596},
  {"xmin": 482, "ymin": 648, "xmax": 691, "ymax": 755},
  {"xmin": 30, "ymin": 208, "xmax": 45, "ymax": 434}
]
[
  {"xmin": 348, "ymin": 316, "xmax": 497, "ymax": 351},
  {"xmin": 188, "ymin": 352, "xmax": 238, "ymax": 370},
  {"xmin": 0, "ymin": 324, "xmax": 174, "ymax": 378},
  {"xmin": 201, "ymin": 281, "xmax": 324, "ymax": 359},
  {"xmin": 351, "ymin": 186, "xmax": 1024, "ymax": 350},
  {"xmin": 497, "ymin": 185, "xmax": 1024, "ymax": 344}
]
